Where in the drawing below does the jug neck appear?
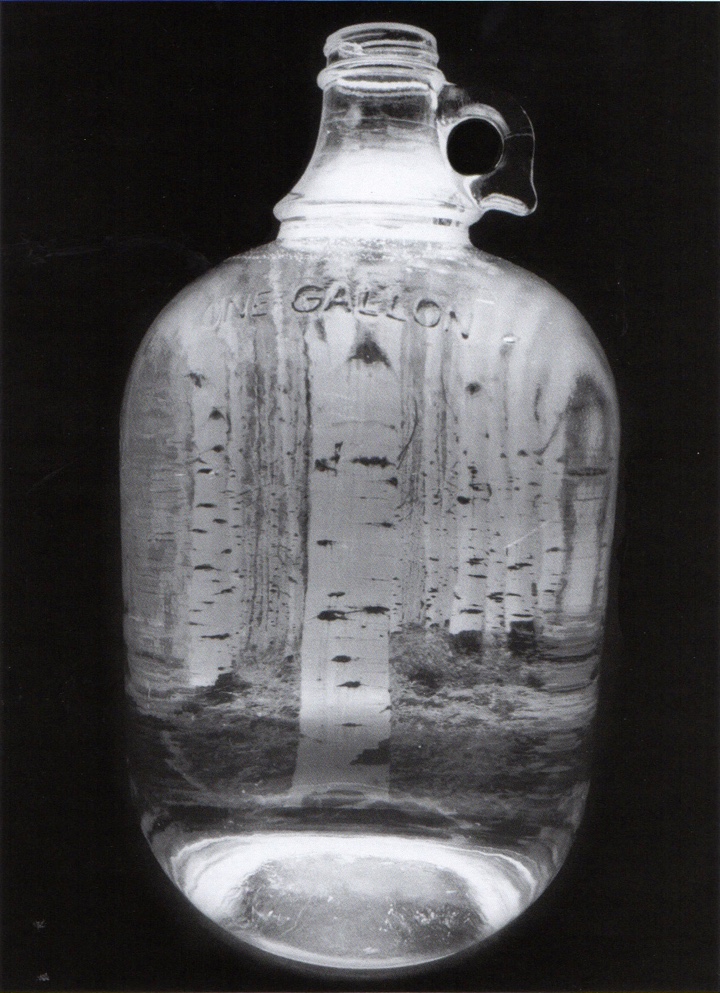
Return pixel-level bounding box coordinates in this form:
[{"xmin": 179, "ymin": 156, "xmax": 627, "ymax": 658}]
[{"xmin": 275, "ymin": 24, "xmax": 478, "ymax": 245}]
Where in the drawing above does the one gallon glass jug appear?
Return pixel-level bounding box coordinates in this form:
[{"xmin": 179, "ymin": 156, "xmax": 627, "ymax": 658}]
[{"xmin": 122, "ymin": 23, "xmax": 620, "ymax": 978}]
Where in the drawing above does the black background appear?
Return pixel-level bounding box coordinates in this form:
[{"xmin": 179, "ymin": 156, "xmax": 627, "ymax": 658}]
[{"xmin": 2, "ymin": 3, "xmax": 718, "ymax": 990}]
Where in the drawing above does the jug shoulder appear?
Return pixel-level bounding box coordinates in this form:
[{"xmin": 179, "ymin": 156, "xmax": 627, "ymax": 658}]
[
  {"xmin": 127, "ymin": 247, "xmax": 280, "ymax": 360},
  {"xmin": 128, "ymin": 240, "xmax": 613, "ymax": 404},
  {"xmin": 155, "ymin": 248, "xmax": 277, "ymax": 326},
  {"xmin": 470, "ymin": 251, "xmax": 584, "ymax": 322},
  {"xmin": 469, "ymin": 252, "xmax": 613, "ymax": 370}
]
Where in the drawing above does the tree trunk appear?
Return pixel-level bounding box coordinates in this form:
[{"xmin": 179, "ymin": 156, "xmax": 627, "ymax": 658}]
[{"xmin": 291, "ymin": 306, "xmax": 403, "ymax": 795}]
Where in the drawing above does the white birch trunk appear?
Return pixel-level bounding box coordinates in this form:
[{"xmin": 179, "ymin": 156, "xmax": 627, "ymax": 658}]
[
  {"xmin": 448, "ymin": 294, "xmax": 495, "ymax": 636},
  {"xmin": 183, "ymin": 333, "xmax": 236, "ymax": 687},
  {"xmin": 292, "ymin": 307, "xmax": 402, "ymax": 795},
  {"xmin": 422, "ymin": 311, "xmax": 459, "ymax": 629},
  {"xmin": 496, "ymin": 291, "xmax": 551, "ymax": 641},
  {"xmin": 531, "ymin": 318, "xmax": 616, "ymax": 655},
  {"xmin": 395, "ymin": 319, "xmax": 426, "ymax": 628},
  {"xmin": 479, "ymin": 298, "xmax": 510, "ymax": 635},
  {"xmin": 122, "ymin": 332, "xmax": 193, "ymax": 701}
]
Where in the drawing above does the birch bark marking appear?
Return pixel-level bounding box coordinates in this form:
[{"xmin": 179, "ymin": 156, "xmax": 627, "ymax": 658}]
[
  {"xmin": 221, "ymin": 302, "xmax": 260, "ymax": 663},
  {"xmin": 499, "ymin": 293, "xmax": 553, "ymax": 640},
  {"xmin": 556, "ymin": 373, "xmax": 616, "ymax": 641},
  {"xmin": 475, "ymin": 295, "xmax": 508, "ymax": 635},
  {"xmin": 396, "ymin": 310, "xmax": 426, "ymax": 628},
  {"xmin": 247, "ymin": 303, "xmax": 286, "ymax": 653},
  {"xmin": 422, "ymin": 310, "xmax": 459, "ymax": 629},
  {"xmin": 448, "ymin": 294, "xmax": 496, "ymax": 636},
  {"xmin": 534, "ymin": 334, "xmax": 586, "ymax": 649},
  {"xmin": 292, "ymin": 305, "xmax": 401, "ymax": 794},
  {"xmin": 183, "ymin": 330, "xmax": 236, "ymax": 687},
  {"xmin": 122, "ymin": 333, "xmax": 192, "ymax": 699},
  {"xmin": 268, "ymin": 263, "xmax": 308, "ymax": 662}
]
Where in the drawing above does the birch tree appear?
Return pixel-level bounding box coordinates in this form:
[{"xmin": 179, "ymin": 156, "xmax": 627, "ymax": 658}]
[{"xmin": 291, "ymin": 297, "xmax": 403, "ymax": 795}]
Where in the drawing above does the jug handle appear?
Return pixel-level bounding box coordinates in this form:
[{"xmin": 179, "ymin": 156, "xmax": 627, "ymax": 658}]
[{"xmin": 438, "ymin": 85, "xmax": 537, "ymax": 218}]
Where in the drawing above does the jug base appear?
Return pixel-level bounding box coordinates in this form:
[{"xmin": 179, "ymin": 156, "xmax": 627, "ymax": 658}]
[{"xmin": 168, "ymin": 830, "xmax": 538, "ymax": 977}]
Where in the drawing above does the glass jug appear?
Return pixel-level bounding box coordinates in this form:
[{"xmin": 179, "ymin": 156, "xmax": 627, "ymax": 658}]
[{"xmin": 121, "ymin": 22, "xmax": 620, "ymax": 978}]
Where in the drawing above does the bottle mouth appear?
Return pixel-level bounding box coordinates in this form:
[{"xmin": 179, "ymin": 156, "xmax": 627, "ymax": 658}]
[
  {"xmin": 324, "ymin": 23, "xmax": 438, "ymax": 66},
  {"xmin": 319, "ymin": 23, "xmax": 444, "ymax": 89}
]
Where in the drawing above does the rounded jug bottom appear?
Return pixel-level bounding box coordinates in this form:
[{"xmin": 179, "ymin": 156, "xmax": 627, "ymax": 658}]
[{"xmin": 165, "ymin": 828, "xmax": 541, "ymax": 977}]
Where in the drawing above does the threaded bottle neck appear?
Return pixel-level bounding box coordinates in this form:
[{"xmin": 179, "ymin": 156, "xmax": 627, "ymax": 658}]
[{"xmin": 318, "ymin": 23, "xmax": 445, "ymax": 90}]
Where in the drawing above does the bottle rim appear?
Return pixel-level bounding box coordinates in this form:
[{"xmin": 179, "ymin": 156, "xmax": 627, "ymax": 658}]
[
  {"xmin": 319, "ymin": 23, "xmax": 444, "ymax": 91},
  {"xmin": 323, "ymin": 23, "xmax": 439, "ymax": 66}
]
